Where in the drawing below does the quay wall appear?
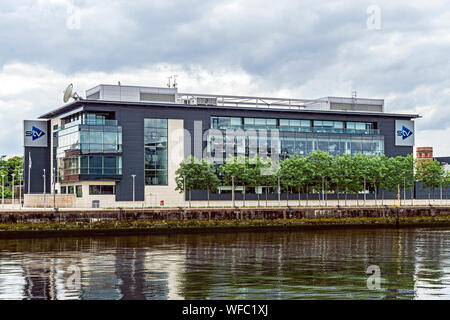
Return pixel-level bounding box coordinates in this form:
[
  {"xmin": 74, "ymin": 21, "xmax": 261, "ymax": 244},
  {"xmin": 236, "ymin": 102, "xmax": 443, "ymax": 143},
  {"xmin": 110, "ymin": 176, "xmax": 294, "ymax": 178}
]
[{"xmin": 0, "ymin": 206, "xmax": 449, "ymax": 224}]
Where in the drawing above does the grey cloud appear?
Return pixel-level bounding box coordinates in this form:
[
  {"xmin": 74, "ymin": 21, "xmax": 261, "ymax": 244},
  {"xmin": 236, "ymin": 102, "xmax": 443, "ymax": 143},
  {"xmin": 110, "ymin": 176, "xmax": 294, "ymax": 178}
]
[{"xmin": 1, "ymin": 0, "xmax": 450, "ymax": 155}]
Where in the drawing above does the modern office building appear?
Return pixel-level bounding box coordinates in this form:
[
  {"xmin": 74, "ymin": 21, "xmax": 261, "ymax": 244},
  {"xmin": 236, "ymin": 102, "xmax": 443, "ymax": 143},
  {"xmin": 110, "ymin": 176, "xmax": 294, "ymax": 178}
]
[{"xmin": 23, "ymin": 84, "xmax": 419, "ymax": 207}]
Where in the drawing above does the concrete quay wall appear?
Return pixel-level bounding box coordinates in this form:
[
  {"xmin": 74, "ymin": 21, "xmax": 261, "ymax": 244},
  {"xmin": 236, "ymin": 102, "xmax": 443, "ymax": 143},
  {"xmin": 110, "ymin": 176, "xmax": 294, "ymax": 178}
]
[{"xmin": 0, "ymin": 206, "xmax": 449, "ymax": 224}]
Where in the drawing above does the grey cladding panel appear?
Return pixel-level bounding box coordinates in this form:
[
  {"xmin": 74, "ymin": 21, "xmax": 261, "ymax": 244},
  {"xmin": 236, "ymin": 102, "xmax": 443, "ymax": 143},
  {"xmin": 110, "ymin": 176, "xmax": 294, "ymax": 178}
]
[
  {"xmin": 86, "ymin": 92, "xmax": 100, "ymax": 100},
  {"xmin": 140, "ymin": 93, "xmax": 175, "ymax": 103},
  {"xmin": 330, "ymin": 103, "xmax": 383, "ymax": 112}
]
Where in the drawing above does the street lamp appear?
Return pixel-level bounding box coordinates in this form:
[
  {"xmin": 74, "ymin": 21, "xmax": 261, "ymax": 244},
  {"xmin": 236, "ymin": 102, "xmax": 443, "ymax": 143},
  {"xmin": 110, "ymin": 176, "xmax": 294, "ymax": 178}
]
[
  {"xmin": 1, "ymin": 174, "xmax": 4, "ymax": 209},
  {"xmin": 231, "ymin": 175, "xmax": 235, "ymax": 208},
  {"xmin": 131, "ymin": 174, "xmax": 136, "ymax": 206},
  {"xmin": 278, "ymin": 175, "xmax": 281, "ymax": 207},
  {"xmin": 19, "ymin": 171, "xmax": 23, "ymax": 208},
  {"xmin": 11, "ymin": 173, "xmax": 15, "ymax": 207},
  {"xmin": 183, "ymin": 175, "xmax": 186, "ymax": 207},
  {"xmin": 53, "ymin": 167, "xmax": 56, "ymax": 209},
  {"xmin": 43, "ymin": 169, "xmax": 46, "ymax": 209}
]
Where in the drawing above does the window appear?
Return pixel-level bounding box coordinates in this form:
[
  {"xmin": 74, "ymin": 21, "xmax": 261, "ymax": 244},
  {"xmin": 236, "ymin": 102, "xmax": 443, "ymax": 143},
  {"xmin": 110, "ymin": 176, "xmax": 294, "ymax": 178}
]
[
  {"xmin": 68, "ymin": 186, "xmax": 74, "ymax": 194},
  {"xmin": 145, "ymin": 118, "xmax": 168, "ymax": 185},
  {"xmin": 279, "ymin": 119, "xmax": 311, "ymax": 132},
  {"xmin": 76, "ymin": 185, "xmax": 82, "ymax": 198},
  {"xmin": 61, "ymin": 186, "xmax": 66, "ymax": 194},
  {"xmin": 89, "ymin": 185, "xmax": 115, "ymax": 195}
]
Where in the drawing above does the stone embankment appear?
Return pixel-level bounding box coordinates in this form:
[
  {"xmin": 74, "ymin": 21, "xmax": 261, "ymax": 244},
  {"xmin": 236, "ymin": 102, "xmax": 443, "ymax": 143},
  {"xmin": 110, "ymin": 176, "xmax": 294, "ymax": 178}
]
[
  {"xmin": 0, "ymin": 206, "xmax": 449, "ymax": 238},
  {"xmin": 0, "ymin": 206, "xmax": 449, "ymax": 223}
]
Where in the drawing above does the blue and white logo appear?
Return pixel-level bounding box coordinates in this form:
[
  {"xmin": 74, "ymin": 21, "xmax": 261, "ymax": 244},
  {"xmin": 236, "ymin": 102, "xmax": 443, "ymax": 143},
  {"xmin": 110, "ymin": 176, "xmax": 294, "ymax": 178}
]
[
  {"xmin": 25, "ymin": 126, "xmax": 46, "ymax": 141},
  {"xmin": 396, "ymin": 125, "xmax": 413, "ymax": 140},
  {"xmin": 395, "ymin": 120, "xmax": 415, "ymax": 146},
  {"xmin": 24, "ymin": 120, "xmax": 48, "ymax": 147}
]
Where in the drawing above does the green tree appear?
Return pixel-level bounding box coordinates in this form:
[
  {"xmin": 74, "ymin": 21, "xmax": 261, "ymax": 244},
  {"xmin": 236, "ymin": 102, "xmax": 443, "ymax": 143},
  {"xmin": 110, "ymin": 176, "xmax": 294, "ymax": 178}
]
[
  {"xmin": 279, "ymin": 154, "xmax": 307, "ymax": 206},
  {"xmin": 219, "ymin": 156, "xmax": 249, "ymax": 206},
  {"xmin": 175, "ymin": 155, "xmax": 204, "ymax": 207},
  {"xmin": 416, "ymin": 160, "xmax": 445, "ymax": 204},
  {"xmin": 247, "ymin": 155, "xmax": 272, "ymax": 207},
  {"xmin": 331, "ymin": 154, "xmax": 353, "ymax": 206},
  {"xmin": 306, "ymin": 150, "xmax": 333, "ymax": 203},
  {"xmin": 260, "ymin": 158, "xmax": 278, "ymax": 207},
  {"xmin": 0, "ymin": 155, "xmax": 24, "ymax": 198},
  {"xmin": 384, "ymin": 156, "xmax": 406, "ymax": 199},
  {"xmin": 199, "ymin": 158, "xmax": 220, "ymax": 207},
  {"xmin": 400, "ymin": 154, "xmax": 416, "ymax": 204}
]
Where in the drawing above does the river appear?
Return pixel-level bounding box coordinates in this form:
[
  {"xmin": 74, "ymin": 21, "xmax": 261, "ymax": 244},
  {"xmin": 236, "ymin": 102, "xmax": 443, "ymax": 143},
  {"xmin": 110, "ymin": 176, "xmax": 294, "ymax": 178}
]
[{"xmin": 0, "ymin": 227, "xmax": 448, "ymax": 300}]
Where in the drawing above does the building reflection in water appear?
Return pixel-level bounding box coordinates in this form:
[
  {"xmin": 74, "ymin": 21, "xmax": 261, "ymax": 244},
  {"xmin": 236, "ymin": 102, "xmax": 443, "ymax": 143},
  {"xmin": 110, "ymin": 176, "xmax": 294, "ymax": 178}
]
[{"xmin": 0, "ymin": 228, "xmax": 448, "ymax": 300}]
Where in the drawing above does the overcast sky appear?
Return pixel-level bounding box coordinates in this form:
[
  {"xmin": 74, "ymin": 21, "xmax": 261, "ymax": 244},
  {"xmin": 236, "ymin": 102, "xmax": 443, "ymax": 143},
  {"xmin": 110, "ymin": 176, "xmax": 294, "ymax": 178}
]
[{"xmin": 1, "ymin": 0, "xmax": 449, "ymax": 156}]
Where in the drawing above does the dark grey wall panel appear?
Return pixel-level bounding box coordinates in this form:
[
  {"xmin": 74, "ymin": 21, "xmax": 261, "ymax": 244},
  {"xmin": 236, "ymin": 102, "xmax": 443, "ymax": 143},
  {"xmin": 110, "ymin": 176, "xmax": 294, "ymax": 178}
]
[
  {"xmin": 115, "ymin": 107, "xmax": 145, "ymax": 201},
  {"xmin": 24, "ymin": 120, "xmax": 51, "ymax": 194}
]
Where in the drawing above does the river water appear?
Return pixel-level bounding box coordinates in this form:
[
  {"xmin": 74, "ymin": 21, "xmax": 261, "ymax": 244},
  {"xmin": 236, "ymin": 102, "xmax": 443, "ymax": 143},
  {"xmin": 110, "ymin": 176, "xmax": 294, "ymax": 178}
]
[{"xmin": 0, "ymin": 227, "xmax": 448, "ymax": 300}]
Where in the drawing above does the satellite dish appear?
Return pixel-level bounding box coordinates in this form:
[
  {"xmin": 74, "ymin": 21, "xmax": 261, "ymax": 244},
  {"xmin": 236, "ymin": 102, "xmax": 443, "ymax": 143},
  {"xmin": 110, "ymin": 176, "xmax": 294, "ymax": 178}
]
[{"xmin": 63, "ymin": 83, "xmax": 81, "ymax": 103}]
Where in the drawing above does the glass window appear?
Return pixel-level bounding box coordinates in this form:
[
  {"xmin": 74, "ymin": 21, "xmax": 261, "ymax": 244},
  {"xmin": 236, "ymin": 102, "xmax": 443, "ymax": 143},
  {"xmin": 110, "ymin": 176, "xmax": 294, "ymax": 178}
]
[
  {"xmin": 68, "ymin": 186, "xmax": 74, "ymax": 194},
  {"xmin": 300, "ymin": 120, "xmax": 311, "ymax": 127},
  {"xmin": 230, "ymin": 118, "xmax": 242, "ymax": 126},
  {"xmin": 254, "ymin": 118, "xmax": 266, "ymax": 126},
  {"xmin": 290, "ymin": 120, "xmax": 300, "ymax": 127},
  {"xmin": 145, "ymin": 118, "xmax": 168, "ymax": 185},
  {"xmin": 61, "ymin": 186, "xmax": 66, "ymax": 194},
  {"xmin": 244, "ymin": 118, "xmax": 254, "ymax": 125},
  {"xmin": 89, "ymin": 185, "xmax": 115, "ymax": 195},
  {"xmin": 76, "ymin": 185, "xmax": 82, "ymax": 198},
  {"xmin": 314, "ymin": 120, "xmax": 323, "ymax": 127},
  {"xmin": 334, "ymin": 121, "xmax": 344, "ymax": 129}
]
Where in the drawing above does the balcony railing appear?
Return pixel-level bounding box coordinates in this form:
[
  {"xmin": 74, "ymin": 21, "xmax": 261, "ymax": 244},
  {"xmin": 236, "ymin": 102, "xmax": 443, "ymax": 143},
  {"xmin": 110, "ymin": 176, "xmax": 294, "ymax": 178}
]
[{"xmin": 212, "ymin": 125, "xmax": 381, "ymax": 135}]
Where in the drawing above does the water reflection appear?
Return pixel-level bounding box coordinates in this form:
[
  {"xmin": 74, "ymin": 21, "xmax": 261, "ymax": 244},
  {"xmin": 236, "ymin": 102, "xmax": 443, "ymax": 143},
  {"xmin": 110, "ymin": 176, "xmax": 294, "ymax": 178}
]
[{"xmin": 0, "ymin": 228, "xmax": 448, "ymax": 300}]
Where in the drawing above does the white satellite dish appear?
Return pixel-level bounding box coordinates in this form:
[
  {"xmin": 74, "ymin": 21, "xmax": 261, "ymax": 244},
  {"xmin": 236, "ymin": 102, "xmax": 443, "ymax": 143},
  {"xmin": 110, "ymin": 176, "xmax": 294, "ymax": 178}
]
[{"xmin": 63, "ymin": 83, "xmax": 81, "ymax": 103}]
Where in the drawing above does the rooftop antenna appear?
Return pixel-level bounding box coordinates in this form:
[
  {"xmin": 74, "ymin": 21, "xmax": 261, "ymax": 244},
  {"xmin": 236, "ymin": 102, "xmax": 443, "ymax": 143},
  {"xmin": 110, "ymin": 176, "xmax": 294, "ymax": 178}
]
[
  {"xmin": 172, "ymin": 75, "xmax": 178, "ymax": 88},
  {"xmin": 63, "ymin": 83, "xmax": 81, "ymax": 103},
  {"xmin": 167, "ymin": 77, "xmax": 172, "ymax": 88},
  {"xmin": 352, "ymin": 91, "xmax": 357, "ymax": 110}
]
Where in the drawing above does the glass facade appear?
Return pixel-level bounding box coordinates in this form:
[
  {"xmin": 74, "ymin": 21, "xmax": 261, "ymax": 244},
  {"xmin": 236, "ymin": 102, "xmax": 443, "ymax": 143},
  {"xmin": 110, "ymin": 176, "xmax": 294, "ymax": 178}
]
[
  {"xmin": 89, "ymin": 185, "xmax": 115, "ymax": 195},
  {"xmin": 57, "ymin": 121, "xmax": 122, "ymax": 157},
  {"xmin": 56, "ymin": 111, "xmax": 123, "ymax": 182},
  {"xmin": 59, "ymin": 155, "xmax": 122, "ymax": 181},
  {"xmin": 208, "ymin": 116, "xmax": 384, "ymax": 160},
  {"xmin": 144, "ymin": 118, "xmax": 168, "ymax": 185}
]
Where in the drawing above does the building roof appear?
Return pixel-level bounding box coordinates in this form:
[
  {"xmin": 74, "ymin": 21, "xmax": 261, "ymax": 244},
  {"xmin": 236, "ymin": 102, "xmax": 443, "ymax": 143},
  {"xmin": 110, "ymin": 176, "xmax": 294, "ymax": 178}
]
[
  {"xmin": 39, "ymin": 84, "xmax": 420, "ymax": 119},
  {"xmin": 39, "ymin": 98, "xmax": 421, "ymax": 119}
]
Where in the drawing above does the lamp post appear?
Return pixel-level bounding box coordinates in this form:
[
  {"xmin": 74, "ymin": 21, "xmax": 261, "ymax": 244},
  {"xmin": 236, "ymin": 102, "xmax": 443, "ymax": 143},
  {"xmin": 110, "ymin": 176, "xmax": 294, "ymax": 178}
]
[
  {"xmin": 1, "ymin": 175, "xmax": 4, "ymax": 209},
  {"xmin": 11, "ymin": 173, "xmax": 15, "ymax": 207},
  {"xmin": 231, "ymin": 175, "xmax": 235, "ymax": 208},
  {"xmin": 27, "ymin": 151, "xmax": 31, "ymax": 195},
  {"xmin": 278, "ymin": 175, "xmax": 281, "ymax": 207},
  {"xmin": 183, "ymin": 175, "xmax": 186, "ymax": 207},
  {"xmin": 43, "ymin": 169, "xmax": 46, "ymax": 209},
  {"xmin": 363, "ymin": 176, "xmax": 366, "ymax": 207},
  {"xmin": 19, "ymin": 171, "xmax": 23, "ymax": 208},
  {"xmin": 53, "ymin": 167, "xmax": 56, "ymax": 209},
  {"xmin": 131, "ymin": 174, "xmax": 136, "ymax": 206}
]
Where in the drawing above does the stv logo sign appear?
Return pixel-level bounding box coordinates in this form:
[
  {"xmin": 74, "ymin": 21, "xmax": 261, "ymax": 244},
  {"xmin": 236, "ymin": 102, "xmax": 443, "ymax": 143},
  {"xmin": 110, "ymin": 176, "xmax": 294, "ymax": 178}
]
[
  {"xmin": 397, "ymin": 126, "xmax": 413, "ymax": 140},
  {"xmin": 25, "ymin": 126, "xmax": 46, "ymax": 141}
]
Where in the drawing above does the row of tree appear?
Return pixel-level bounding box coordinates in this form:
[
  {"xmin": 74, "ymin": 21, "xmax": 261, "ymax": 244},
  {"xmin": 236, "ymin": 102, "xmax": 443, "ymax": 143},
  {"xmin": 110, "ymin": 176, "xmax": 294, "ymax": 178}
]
[
  {"xmin": 175, "ymin": 151, "xmax": 449, "ymax": 207},
  {"xmin": 0, "ymin": 155, "xmax": 24, "ymax": 198}
]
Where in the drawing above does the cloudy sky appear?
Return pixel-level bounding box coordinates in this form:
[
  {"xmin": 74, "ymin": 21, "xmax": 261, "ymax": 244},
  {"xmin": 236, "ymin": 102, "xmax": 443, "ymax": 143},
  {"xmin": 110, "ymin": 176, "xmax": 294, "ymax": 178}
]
[{"xmin": 1, "ymin": 0, "xmax": 449, "ymax": 156}]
